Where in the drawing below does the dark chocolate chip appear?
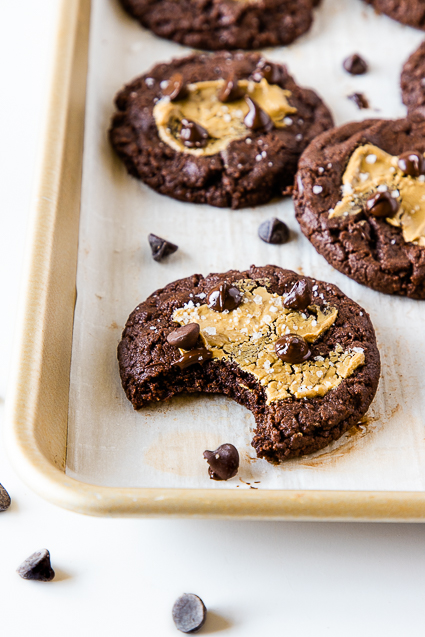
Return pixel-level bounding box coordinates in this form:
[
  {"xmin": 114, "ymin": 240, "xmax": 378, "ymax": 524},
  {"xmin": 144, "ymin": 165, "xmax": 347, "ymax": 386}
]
[
  {"xmin": 252, "ymin": 63, "xmax": 280, "ymax": 84},
  {"xmin": 343, "ymin": 54, "xmax": 368, "ymax": 75},
  {"xmin": 148, "ymin": 234, "xmax": 178, "ymax": 262},
  {"xmin": 203, "ymin": 443, "xmax": 239, "ymax": 481},
  {"xmin": 258, "ymin": 217, "xmax": 290, "ymax": 244},
  {"xmin": 243, "ymin": 97, "xmax": 273, "ymax": 132},
  {"xmin": 365, "ymin": 191, "xmax": 399, "ymax": 218},
  {"xmin": 162, "ymin": 73, "xmax": 188, "ymax": 101},
  {"xmin": 179, "ymin": 119, "xmax": 209, "ymax": 148},
  {"xmin": 167, "ymin": 324, "xmax": 200, "ymax": 350},
  {"xmin": 218, "ymin": 73, "xmax": 245, "ymax": 103},
  {"xmin": 0, "ymin": 483, "xmax": 10, "ymax": 512},
  {"xmin": 398, "ymin": 151, "xmax": 425, "ymax": 177},
  {"xmin": 348, "ymin": 92, "xmax": 369, "ymax": 109},
  {"xmin": 275, "ymin": 334, "xmax": 311, "ymax": 364},
  {"xmin": 283, "ymin": 279, "xmax": 312, "ymax": 311},
  {"xmin": 17, "ymin": 549, "xmax": 55, "ymax": 582},
  {"xmin": 172, "ymin": 347, "xmax": 212, "ymax": 370},
  {"xmin": 207, "ymin": 282, "xmax": 242, "ymax": 312},
  {"xmin": 172, "ymin": 593, "xmax": 207, "ymax": 633}
]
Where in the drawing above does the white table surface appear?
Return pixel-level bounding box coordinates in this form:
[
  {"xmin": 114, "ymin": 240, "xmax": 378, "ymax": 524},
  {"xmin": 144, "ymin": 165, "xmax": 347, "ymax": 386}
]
[{"xmin": 1, "ymin": 2, "xmax": 425, "ymax": 635}]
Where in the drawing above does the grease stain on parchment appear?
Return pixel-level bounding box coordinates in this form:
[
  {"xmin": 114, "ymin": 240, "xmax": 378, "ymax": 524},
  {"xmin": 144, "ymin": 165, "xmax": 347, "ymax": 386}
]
[{"xmin": 144, "ymin": 430, "xmax": 229, "ymax": 477}]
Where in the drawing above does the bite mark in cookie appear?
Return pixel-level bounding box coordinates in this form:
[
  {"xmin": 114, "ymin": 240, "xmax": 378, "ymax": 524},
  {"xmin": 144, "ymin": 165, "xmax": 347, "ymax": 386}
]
[{"xmin": 118, "ymin": 266, "xmax": 380, "ymax": 462}]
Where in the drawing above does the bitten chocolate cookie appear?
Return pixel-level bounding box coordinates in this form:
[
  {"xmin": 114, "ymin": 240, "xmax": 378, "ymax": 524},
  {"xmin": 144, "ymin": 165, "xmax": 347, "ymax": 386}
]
[
  {"xmin": 118, "ymin": 266, "xmax": 380, "ymax": 462},
  {"xmin": 109, "ymin": 52, "xmax": 334, "ymax": 210},
  {"xmin": 363, "ymin": 0, "xmax": 425, "ymax": 30},
  {"xmin": 294, "ymin": 116, "xmax": 425, "ymax": 298},
  {"xmin": 401, "ymin": 41, "xmax": 425, "ymax": 116},
  {"xmin": 119, "ymin": 0, "xmax": 318, "ymax": 51}
]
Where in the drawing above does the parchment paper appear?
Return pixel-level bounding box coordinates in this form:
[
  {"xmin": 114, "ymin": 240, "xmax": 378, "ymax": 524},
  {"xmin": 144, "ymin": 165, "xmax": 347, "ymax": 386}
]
[{"xmin": 67, "ymin": 0, "xmax": 425, "ymax": 489}]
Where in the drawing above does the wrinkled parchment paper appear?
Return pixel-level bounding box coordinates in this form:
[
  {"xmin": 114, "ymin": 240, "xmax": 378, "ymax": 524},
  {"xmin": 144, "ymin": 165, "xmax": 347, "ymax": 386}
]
[{"xmin": 67, "ymin": 0, "xmax": 425, "ymax": 489}]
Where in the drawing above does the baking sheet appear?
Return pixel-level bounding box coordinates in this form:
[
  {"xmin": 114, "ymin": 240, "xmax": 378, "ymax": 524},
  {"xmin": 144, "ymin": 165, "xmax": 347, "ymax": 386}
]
[{"xmin": 67, "ymin": 0, "xmax": 425, "ymax": 490}]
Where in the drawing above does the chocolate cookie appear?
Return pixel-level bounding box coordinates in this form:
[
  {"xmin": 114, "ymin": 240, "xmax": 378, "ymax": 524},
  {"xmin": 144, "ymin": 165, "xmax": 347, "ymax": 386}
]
[
  {"xmin": 363, "ymin": 0, "xmax": 425, "ymax": 30},
  {"xmin": 119, "ymin": 0, "xmax": 318, "ymax": 51},
  {"xmin": 401, "ymin": 41, "xmax": 425, "ymax": 116},
  {"xmin": 118, "ymin": 266, "xmax": 380, "ymax": 462},
  {"xmin": 294, "ymin": 116, "xmax": 425, "ymax": 298},
  {"xmin": 110, "ymin": 52, "xmax": 333, "ymax": 210}
]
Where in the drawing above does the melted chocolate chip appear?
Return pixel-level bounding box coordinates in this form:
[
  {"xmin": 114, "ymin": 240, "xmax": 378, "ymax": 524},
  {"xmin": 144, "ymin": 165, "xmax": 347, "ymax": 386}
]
[
  {"xmin": 179, "ymin": 119, "xmax": 209, "ymax": 148},
  {"xmin": 218, "ymin": 73, "xmax": 245, "ymax": 103},
  {"xmin": 172, "ymin": 347, "xmax": 212, "ymax": 370},
  {"xmin": 348, "ymin": 92, "xmax": 369, "ymax": 109},
  {"xmin": 398, "ymin": 151, "xmax": 425, "ymax": 177},
  {"xmin": 148, "ymin": 234, "xmax": 178, "ymax": 262},
  {"xmin": 17, "ymin": 549, "xmax": 55, "ymax": 582},
  {"xmin": 275, "ymin": 334, "xmax": 311, "ymax": 364},
  {"xmin": 172, "ymin": 594, "xmax": 207, "ymax": 634},
  {"xmin": 252, "ymin": 63, "xmax": 280, "ymax": 84},
  {"xmin": 283, "ymin": 279, "xmax": 312, "ymax": 311},
  {"xmin": 365, "ymin": 191, "xmax": 399, "ymax": 218},
  {"xmin": 207, "ymin": 282, "xmax": 242, "ymax": 312},
  {"xmin": 343, "ymin": 54, "xmax": 368, "ymax": 75},
  {"xmin": 0, "ymin": 483, "xmax": 10, "ymax": 512},
  {"xmin": 162, "ymin": 73, "xmax": 188, "ymax": 101},
  {"xmin": 167, "ymin": 324, "xmax": 200, "ymax": 350},
  {"xmin": 258, "ymin": 217, "xmax": 290, "ymax": 244},
  {"xmin": 243, "ymin": 96, "xmax": 273, "ymax": 132},
  {"xmin": 203, "ymin": 443, "xmax": 239, "ymax": 481}
]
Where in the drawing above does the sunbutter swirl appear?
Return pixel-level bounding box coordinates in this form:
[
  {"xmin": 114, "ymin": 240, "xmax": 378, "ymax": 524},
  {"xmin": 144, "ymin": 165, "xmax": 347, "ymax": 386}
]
[
  {"xmin": 329, "ymin": 144, "xmax": 425, "ymax": 246},
  {"xmin": 172, "ymin": 280, "xmax": 365, "ymax": 403},
  {"xmin": 153, "ymin": 78, "xmax": 296, "ymax": 157}
]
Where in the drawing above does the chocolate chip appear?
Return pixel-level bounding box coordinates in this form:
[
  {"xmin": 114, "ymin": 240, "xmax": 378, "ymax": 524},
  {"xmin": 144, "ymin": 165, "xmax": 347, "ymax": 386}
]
[
  {"xmin": 348, "ymin": 92, "xmax": 369, "ymax": 109},
  {"xmin": 162, "ymin": 73, "xmax": 188, "ymax": 101},
  {"xmin": 172, "ymin": 347, "xmax": 212, "ymax": 370},
  {"xmin": 148, "ymin": 234, "xmax": 178, "ymax": 262},
  {"xmin": 203, "ymin": 443, "xmax": 239, "ymax": 481},
  {"xmin": 252, "ymin": 63, "xmax": 280, "ymax": 84},
  {"xmin": 275, "ymin": 334, "xmax": 311, "ymax": 364},
  {"xmin": 17, "ymin": 549, "xmax": 55, "ymax": 582},
  {"xmin": 258, "ymin": 217, "xmax": 290, "ymax": 244},
  {"xmin": 283, "ymin": 279, "xmax": 312, "ymax": 311},
  {"xmin": 244, "ymin": 96, "xmax": 273, "ymax": 132},
  {"xmin": 167, "ymin": 324, "xmax": 200, "ymax": 350},
  {"xmin": 207, "ymin": 282, "xmax": 242, "ymax": 312},
  {"xmin": 172, "ymin": 593, "xmax": 207, "ymax": 633},
  {"xmin": 218, "ymin": 73, "xmax": 245, "ymax": 103},
  {"xmin": 398, "ymin": 151, "xmax": 425, "ymax": 177},
  {"xmin": 179, "ymin": 119, "xmax": 209, "ymax": 148},
  {"xmin": 343, "ymin": 54, "xmax": 368, "ymax": 75},
  {"xmin": 0, "ymin": 483, "xmax": 10, "ymax": 512},
  {"xmin": 365, "ymin": 191, "xmax": 399, "ymax": 218}
]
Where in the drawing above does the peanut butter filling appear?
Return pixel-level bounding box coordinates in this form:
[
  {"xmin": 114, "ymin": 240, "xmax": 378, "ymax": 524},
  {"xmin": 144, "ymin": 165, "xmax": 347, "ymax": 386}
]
[
  {"xmin": 329, "ymin": 144, "xmax": 425, "ymax": 246},
  {"xmin": 172, "ymin": 281, "xmax": 365, "ymax": 403},
  {"xmin": 153, "ymin": 78, "xmax": 296, "ymax": 157}
]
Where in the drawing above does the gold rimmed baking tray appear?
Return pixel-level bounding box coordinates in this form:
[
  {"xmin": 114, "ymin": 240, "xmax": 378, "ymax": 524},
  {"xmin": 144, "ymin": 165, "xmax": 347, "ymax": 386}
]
[{"xmin": 5, "ymin": 0, "xmax": 425, "ymax": 519}]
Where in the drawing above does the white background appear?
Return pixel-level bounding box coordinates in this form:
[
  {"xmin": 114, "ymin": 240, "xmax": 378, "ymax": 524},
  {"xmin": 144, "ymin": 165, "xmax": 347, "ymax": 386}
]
[{"xmin": 2, "ymin": 1, "xmax": 425, "ymax": 635}]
